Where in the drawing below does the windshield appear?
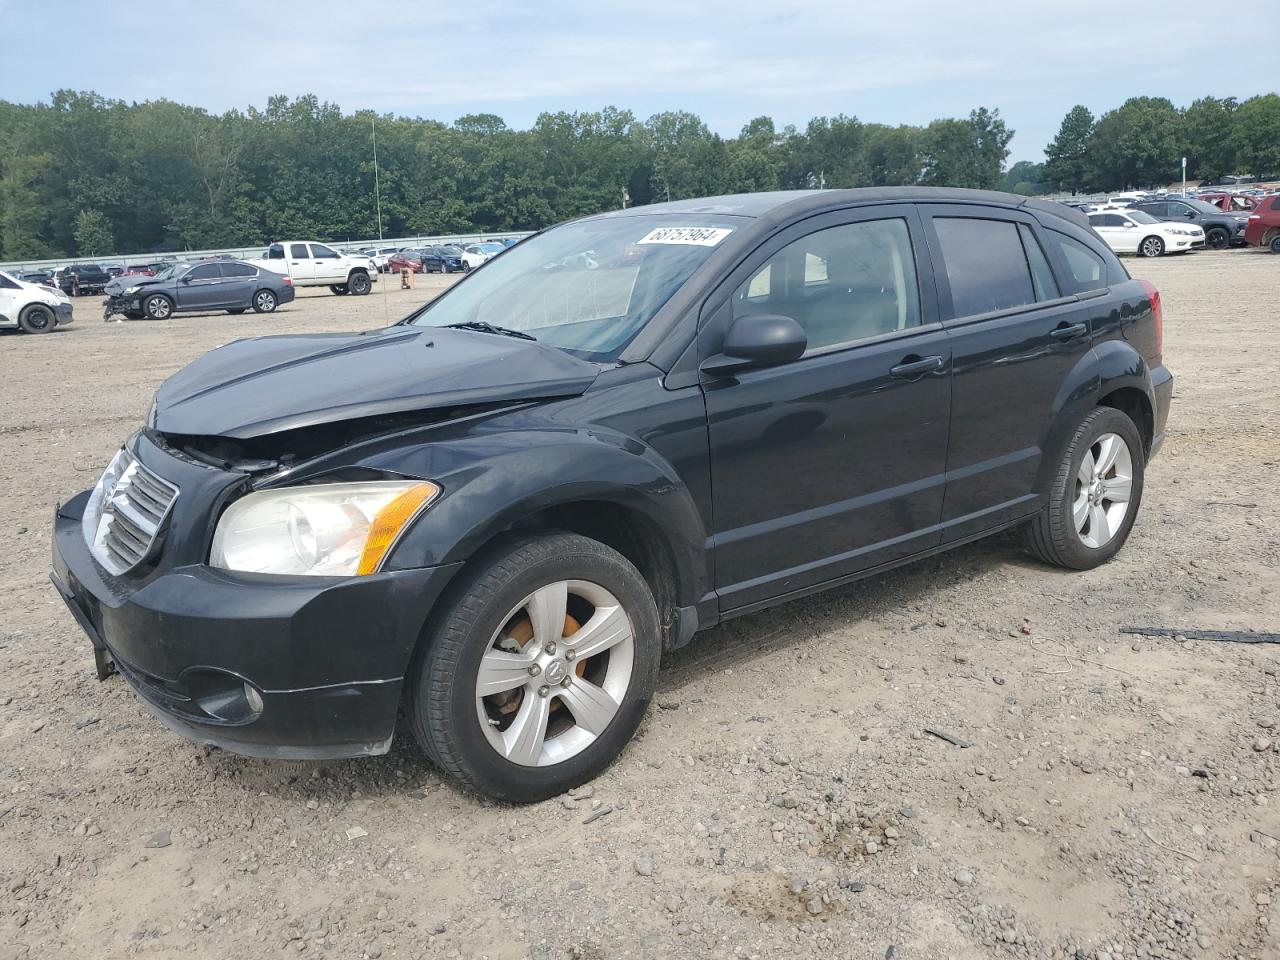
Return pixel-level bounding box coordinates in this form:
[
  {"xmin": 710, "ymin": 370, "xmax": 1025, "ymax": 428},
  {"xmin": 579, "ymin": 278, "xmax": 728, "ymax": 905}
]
[
  {"xmin": 478, "ymin": 242, "xmax": 504, "ymax": 253},
  {"xmin": 406, "ymin": 214, "xmax": 739, "ymax": 361},
  {"xmin": 1128, "ymin": 211, "xmax": 1159, "ymax": 224},
  {"xmin": 150, "ymin": 264, "xmax": 187, "ymax": 281},
  {"xmin": 1185, "ymin": 199, "xmax": 1225, "ymax": 215}
]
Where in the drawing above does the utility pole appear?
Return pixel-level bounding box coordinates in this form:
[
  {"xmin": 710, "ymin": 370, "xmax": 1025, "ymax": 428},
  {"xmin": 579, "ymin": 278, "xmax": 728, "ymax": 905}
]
[
  {"xmin": 372, "ymin": 117, "xmax": 384, "ymax": 241},
  {"xmin": 1181, "ymin": 156, "xmax": 1187, "ymax": 197}
]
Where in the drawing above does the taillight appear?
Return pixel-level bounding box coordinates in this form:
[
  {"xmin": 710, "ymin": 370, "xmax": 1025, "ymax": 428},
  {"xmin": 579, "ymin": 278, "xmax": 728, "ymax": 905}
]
[
  {"xmin": 1138, "ymin": 278, "xmax": 1162, "ymax": 358},
  {"xmin": 282, "ymin": 277, "xmax": 293, "ymax": 286}
]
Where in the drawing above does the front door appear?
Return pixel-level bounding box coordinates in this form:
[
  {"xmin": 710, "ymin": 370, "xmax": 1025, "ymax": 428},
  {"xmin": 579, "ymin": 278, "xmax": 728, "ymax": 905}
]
[
  {"xmin": 919, "ymin": 206, "xmax": 1097, "ymax": 542},
  {"xmin": 702, "ymin": 206, "xmax": 952, "ymax": 612},
  {"xmin": 309, "ymin": 243, "xmax": 345, "ymax": 283},
  {"xmin": 286, "ymin": 243, "xmax": 315, "ymax": 282},
  {"xmin": 1089, "ymin": 213, "xmax": 1139, "ymax": 253},
  {"xmin": 175, "ymin": 263, "xmax": 228, "ymax": 311}
]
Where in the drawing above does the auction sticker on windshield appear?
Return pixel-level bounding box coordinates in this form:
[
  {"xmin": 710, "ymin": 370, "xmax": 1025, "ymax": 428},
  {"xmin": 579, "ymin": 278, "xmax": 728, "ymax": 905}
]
[{"xmin": 636, "ymin": 226, "xmax": 733, "ymax": 246}]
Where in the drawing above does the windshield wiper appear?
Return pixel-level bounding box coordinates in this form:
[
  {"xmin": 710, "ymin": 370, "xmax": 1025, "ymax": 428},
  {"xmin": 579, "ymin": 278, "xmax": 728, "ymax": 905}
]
[{"xmin": 442, "ymin": 321, "xmax": 536, "ymax": 341}]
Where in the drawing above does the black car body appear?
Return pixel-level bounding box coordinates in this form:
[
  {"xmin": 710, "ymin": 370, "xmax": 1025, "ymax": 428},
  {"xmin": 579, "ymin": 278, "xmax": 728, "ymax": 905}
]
[
  {"xmin": 52, "ymin": 188, "xmax": 1173, "ymax": 799},
  {"xmin": 419, "ymin": 245, "xmax": 465, "ymax": 273},
  {"xmin": 17, "ymin": 270, "xmax": 53, "ymax": 285},
  {"xmin": 1131, "ymin": 198, "xmax": 1250, "ymax": 249},
  {"xmin": 53, "ymin": 263, "xmax": 111, "ymax": 296},
  {"xmin": 103, "ymin": 260, "xmax": 296, "ymax": 320}
]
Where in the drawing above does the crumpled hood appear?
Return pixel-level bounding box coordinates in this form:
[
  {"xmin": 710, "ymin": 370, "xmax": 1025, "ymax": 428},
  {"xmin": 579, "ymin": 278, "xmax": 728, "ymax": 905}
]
[{"xmin": 154, "ymin": 325, "xmax": 601, "ymax": 439}]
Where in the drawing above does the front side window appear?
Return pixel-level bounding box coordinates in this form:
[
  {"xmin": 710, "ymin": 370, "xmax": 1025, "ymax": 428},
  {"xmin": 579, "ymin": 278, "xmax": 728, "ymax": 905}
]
[
  {"xmin": 732, "ymin": 218, "xmax": 921, "ymax": 352},
  {"xmin": 187, "ymin": 264, "xmax": 220, "ymax": 281},
  {"xmin": 311, "ymin": 244, "xmax": 339, "ymax": 258},
  {"xmin": 407, "ymin": 214, "xmax": 741, "ymax": 361},
  {"xmin": 934, "ymin": 217, "xmax": 1036, "ymax": 317}
]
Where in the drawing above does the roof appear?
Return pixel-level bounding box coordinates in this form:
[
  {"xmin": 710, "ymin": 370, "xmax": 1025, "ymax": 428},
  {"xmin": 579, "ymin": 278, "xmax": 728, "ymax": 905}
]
[{"xmin": 602, "ymin": 187, "xmax": 1090, "ymax": 231}]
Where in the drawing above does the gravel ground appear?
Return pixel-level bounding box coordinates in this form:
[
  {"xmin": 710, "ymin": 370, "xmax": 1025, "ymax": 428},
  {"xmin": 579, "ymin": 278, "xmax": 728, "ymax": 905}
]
[{"xmin": 1, "ymin": 252, "xmax": 1278, "ymax": 960}]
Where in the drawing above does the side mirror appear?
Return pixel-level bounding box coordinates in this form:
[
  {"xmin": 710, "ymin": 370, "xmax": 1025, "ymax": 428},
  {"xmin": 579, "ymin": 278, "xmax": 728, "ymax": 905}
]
[
  {"xmin": 180, "ymin": 275, "xmax": 192, "ymax": 283},
  {"xmin": 701, "ymin": 314, "xmax": 807, "ymax": 375}
]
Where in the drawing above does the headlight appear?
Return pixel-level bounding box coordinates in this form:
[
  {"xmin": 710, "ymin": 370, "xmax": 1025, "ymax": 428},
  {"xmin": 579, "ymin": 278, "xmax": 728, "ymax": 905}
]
[
  {"xmin": 124, "ymin": 285, "xmax": 140, "ymax": 295},
  {"xmin": 210, "ymin": 481, "xmax": 439, "ymax": 576}
]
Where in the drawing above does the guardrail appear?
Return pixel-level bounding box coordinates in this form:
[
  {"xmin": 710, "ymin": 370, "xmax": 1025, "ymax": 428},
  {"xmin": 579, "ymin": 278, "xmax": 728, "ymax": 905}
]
[{"xmin": 0, "ymin": 232, "xmax": 536, "ymax": 274}]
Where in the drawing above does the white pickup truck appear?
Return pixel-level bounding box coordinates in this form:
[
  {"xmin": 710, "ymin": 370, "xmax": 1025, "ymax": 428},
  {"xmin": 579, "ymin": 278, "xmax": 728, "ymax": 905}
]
[{"xmin": 249, "ymin": 242, "xmax": 379, "ymax": 296}]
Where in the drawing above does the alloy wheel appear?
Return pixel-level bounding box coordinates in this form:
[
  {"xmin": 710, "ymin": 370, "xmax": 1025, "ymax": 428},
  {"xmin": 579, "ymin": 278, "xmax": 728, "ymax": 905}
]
[
  {"xmin": 1140, "ymin": 237, "xmax": 1163, "ymax": 257},
  {"xmin": 475, "ymin": 579, "xmax": 635, "ymax": 767},
  {"xmin": 255, "ymin": 291, "xmax": 276, "ymax": 312},
  {"xmin": 1072, "ymin": 432, "xmax": 1133, "ymax": 549}
]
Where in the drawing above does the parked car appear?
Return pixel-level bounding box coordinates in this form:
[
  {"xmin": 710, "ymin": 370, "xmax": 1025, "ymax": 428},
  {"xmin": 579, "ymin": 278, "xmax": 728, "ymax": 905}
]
[
  {"xmin": 51, "ymin": 263, "xmax": 111, "ymax": 296},
  {"xmin": 386, "ymin": 251, "xmax": 424, "ymax": 273},
  {"xmin": 365, "ymin": 246, "xmax": 401, "ymax": 272},
  {"xmin": 1130, "ymin": 198, "xmax": 1250, "ymax": 249},
  {"xmin": 1197, "ymin": 192, "xmax": 1258, "ymax": 213},
  {"xmin": 16, "ymin": 270, "xmax": 53, "ymax": 286},
  {"xmin": 1244, "ymin": 194, "xmax": 1280, "ymax": 252},
  {"xmin": 0, "ymin": 270, "xmax": 74, "ymax": 333},
  {"xmin": 121, "ymin": 264, "xmax": 156, "ymax": 278},
  {"xmin": 460, "ymin": 241, "xmax": 506, "ymax": 272},
  {"xmin": 1088, "ymin": 210, "xmax": 1204, "ymax": 257},
  {"xmin": 102, "ymin": 260, "xmax": 295, "ymax": 320},
  {"xmin": 418, "ymin": 245, "xmax": 465, "ymax": 274},
  {"xmin": 248, "ymin": 241, "xmax": 378, "ymax": 296},
  {"xmin": 50, "ymin": 188, "xmax": 1172, "ymax": 801},
  {"xmin": 101, "ymin": 263, "xmax": 125, "ymax": 277}
]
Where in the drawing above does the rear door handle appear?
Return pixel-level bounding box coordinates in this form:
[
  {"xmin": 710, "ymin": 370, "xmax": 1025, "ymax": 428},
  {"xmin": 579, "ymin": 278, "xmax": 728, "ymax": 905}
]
[
  {"xmin": 1050, "ymin": 322, "xmax": 1088, "ymax": 340},
  {"xmin": 890, "ymin": 354, "xmax": 945, "ymax": 379}
]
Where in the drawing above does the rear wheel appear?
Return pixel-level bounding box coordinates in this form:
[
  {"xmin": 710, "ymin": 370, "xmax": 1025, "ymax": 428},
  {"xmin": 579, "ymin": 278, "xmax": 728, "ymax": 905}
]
[
  {"xmin": 330, "ymin": 284, "xmax": 349, "ymax": 295},
  {"xmin": 18, "ymin": 304, "xmax": 56, "ymax": 333},
  {"xmin": 1270, "ymin": 235, "xmax": 1280, "ymax": 254},
  {"xmin": 1138, "ymin": 236, "xmax": 1164, "ymax": 258},
  {"xmin": 348, "ymin": 271, "xmax": 372, "ymax": 295},
  {"xmin": 462, "ymin": 261, "xmax": 471, "ymax": 274},
  {"xmin": 1206, "ymin": 226, "xmax": 1230, "ymax": 250},
  {"xmin": 409, "ymin": 533, "xmax": 660, "ymax": 803},
  {"xmin": 252, "ymin": 289, "xmax": 277, "ymax": 313},
  {"xmin": 1025, "ymin": 407, "xmax": 1144, "ymax": 570},
  {"xmin": 143, "ymin": 294, "xmax": 173, "ymax": 320}
]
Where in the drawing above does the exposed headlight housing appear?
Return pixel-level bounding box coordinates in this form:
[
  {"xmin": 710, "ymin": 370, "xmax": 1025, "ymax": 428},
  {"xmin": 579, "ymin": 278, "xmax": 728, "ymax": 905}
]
[
  {"xmin": 124, "ymin": 285, "xmax": 140, "ymax": 295},
  {"xmin": 210, "ymin": 481, "xmax": 439, "ymax": 576}
]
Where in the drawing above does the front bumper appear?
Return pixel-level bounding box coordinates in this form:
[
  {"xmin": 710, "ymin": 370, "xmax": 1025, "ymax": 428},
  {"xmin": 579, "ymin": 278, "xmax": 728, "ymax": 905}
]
[
  {"xmin": 54, "ymin": 303, "xmax": 74, "ymax": 325},
  {"xmin": 50, "ymin": 488, "xmax": 462, "ymax": 759}
]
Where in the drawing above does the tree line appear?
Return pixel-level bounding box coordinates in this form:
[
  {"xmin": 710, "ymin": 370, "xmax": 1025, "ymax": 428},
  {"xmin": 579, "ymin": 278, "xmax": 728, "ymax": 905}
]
[
  {"xmin": 2, "ymin": 90, "xmax": 1277, "ymax": 261},
  {"xmin": 1027, "ymin": 94, "xmax": 1280, "ymax": 196},
  {"xmin": 0, "ymin": 92, "xmax": 1013, "ymax": 260}
]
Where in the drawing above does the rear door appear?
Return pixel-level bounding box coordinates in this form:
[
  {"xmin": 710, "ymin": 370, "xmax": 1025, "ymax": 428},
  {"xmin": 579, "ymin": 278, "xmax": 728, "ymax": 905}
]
[
  {"xmin": 920, "ymin": 205, "xmax": 1096, "ymax": 542},
  {"xmin": 287, "ymin": 243, "xmax": 315, "ymax": 282},
  {"xmin": 702, "ymin": 205, "xmax": 952, "ymax": 611},
  {"xmin": 219, "ymin": 261, "xmax": 259, "ymax": 307},
  {"xmin": 1089, "ymin": 213, "xmax": 1137, "ymax": 252}
]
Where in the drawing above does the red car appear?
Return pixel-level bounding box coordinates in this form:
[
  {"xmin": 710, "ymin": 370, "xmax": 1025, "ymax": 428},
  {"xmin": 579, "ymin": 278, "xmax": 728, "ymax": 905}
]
[
  {"xmin": 1243, "ymin": 195, "xmax": 1280, "ymax": 253},
  {"xmin": 121, "ymin": 265, "xmax": 156, "ymax": 277},
  {"xmin": 1197, "ymin": 192, "xmax": 1258, "ymax": 213},
  {"xmin": 386, "ymin": 252, "xmax": 424, "ymax": 273}
]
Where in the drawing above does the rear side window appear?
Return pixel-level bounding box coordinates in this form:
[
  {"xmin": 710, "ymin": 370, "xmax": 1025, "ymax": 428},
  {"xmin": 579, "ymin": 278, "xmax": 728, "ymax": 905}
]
[
  {"xmin": 289, "ymin": 243, "xmax": 309, "ymax": 259},
  {"xmin": 1045, "ymin": 231, "xmax": 1107, "ymax": 293},
  {"xmin": 223, "ymin": 262, "xmax": 256, "ymax": 278},
  {"xmin": 267, "ymin": 244, "xmax": 284, "ymax": 259},
  {"xmin": 933, "ymin": 217, "xmax": 1037, "ymax": 317}
]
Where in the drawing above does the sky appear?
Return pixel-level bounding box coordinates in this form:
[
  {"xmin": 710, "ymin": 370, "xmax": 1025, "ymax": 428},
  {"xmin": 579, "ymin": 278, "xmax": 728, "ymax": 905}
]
[{"xmin": 2, "ymin": 0, "xmax": 1277, "ymax": 165}]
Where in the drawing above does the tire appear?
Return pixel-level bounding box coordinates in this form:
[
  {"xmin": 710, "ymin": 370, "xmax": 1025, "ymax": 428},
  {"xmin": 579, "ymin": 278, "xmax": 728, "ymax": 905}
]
[
  {"xmin": 252, "ymin": 289, "xmax": 277, "ymax": 313},
  {"xmin": 1138, "ymin": 236, "xmax": 1164, "ymax": 258},
  {"xmin": 18, "ymin": 304, "xmax": 56, "ymax": 333},
  {"xmin": 1206, "ymin": 227, "xmax": 1229, "ymax": 250},
  {"xmin": 409, "ymin": 532, "xmax": 660, "ymax": 803},
  {"xmin": 440, "ymin": 263, "xmax": 450, "ymax": 274},
  {"xmin": 330, "ymin": 284, "xmax": 349, "ymax": 295},
  {"xmin": 143, "ymin": 294, "xmax": 173, "ymax": 320},
  {"xmin": 1270, "ymin": 235, "xmax": 1280, "ymax": 254},
  {"xmin": 347, "ymin": 271, "xmax": 372, "ymax": 295},
  {"xmin": 462, "ymin": 261, "xmax": 471, "ymax": 274},
  {"xmin": 1024, "ymin": 407, "xmax": 1145, "ymax": 570},
  {"xmin": 226, "ymin": 308, "xmax": 246, "ymax": 315}
]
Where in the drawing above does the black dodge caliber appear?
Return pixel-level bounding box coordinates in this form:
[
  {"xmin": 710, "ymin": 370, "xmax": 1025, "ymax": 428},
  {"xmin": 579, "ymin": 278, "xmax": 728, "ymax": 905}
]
[{"xmin": 51, "ymin": 189, "xmax": 1173, "ymax": 802}]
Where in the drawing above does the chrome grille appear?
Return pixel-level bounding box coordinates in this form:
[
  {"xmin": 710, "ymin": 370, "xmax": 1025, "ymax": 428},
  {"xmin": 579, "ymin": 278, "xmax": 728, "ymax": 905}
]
[{"xmin": 83, "ymin": 449, "xmax": 180, "ymax": 575}]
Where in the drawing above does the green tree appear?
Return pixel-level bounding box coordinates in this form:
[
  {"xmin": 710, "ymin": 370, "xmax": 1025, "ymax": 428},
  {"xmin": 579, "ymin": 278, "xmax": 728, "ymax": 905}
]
[
  {"xmin": 919, "ymin": 108, "xmax": 1012, "ymax": 189},
  {"xmin": 1000, "ymin": 160, "xmax": 1047, "ymax": 195},
  {"xmin": 1085, "ymin": 97, "xmax": 1182, "ymax": 191},
  {"xmin": 1233, "ymin": 94, "xmax": 1280, "ymax": 177},
  {"xmin": 73, "ymin": 208, "xmax": 114, "ymax": 255},
  {"xmin": 1043, "ymin": 105, "xmax": 1094, "ymax": 193},
  {"xmin": 1182, "ymin": 96, "xmax": 1238, "ymax": 182}
]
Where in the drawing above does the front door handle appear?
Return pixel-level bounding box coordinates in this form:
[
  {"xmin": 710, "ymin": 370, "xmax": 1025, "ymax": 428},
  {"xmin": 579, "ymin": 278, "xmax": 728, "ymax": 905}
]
[
  {"xmin": 1050, "ymin": 322, "xmax": 1088, "ymax": 340},
  {"xmin": 890, "ymin": 354, "xmax": 945, "ymax": 379}
]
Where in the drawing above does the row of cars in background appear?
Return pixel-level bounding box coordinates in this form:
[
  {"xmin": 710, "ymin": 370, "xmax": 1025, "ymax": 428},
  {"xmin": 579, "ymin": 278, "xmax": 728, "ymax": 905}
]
[
  {"xmin": 362, "ymin": 237, "xmax": 521, "ymax": 274},
  {"xmin": 1062, "ymin": 186, "xmax": 1280, "ymax": 257}
]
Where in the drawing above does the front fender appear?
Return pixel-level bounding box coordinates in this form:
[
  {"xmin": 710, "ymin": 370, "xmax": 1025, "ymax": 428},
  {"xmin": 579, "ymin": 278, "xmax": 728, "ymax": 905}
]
[
  {"xmin": 371, "ymin": 426, "xmax": 710, "ymax": 607},
  {"xmin": 1035, "ymin": 337, "xmax": 1154, "ymax": 492}
]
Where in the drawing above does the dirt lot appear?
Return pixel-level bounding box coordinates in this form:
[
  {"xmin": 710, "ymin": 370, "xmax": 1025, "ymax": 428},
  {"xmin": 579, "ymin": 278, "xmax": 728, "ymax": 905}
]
[{"xmin": 1, "ymin": 252, "xmax": 1278, "ymax": 960}]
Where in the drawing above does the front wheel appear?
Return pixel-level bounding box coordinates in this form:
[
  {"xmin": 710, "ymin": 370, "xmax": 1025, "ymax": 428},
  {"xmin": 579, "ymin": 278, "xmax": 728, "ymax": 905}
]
[
  {"xmin": 1206, "ymin": 227, "xmax": 1230, "ymax": 250},
  {"xmin": 1138, "ymin": 235, "xmax": 1164, "ymax": 258},
  {"xmin": 347, "ymin": 271, "xmax": 372, "ymax": 295},
  {"xmin": 143, "ymin": 294, "xmax": 173, "ymax": 320},
  {"xmin": 409, "ymin": 533, "xmax": 660, "ymax": 803},
  {"xmin": 252, "ymin": 289, "xmax": 277, "ymax": 313},
  {"xmin": 462, "ymin": 261, "xmax": 471, "ymax": 274},
  {"xmin": 18, "ymin": 304, "xmax": 57, "ymax": 333},
  {"xmin": 1024, "ymin": 407, "xmax": 1144, "ymax": 570}
]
